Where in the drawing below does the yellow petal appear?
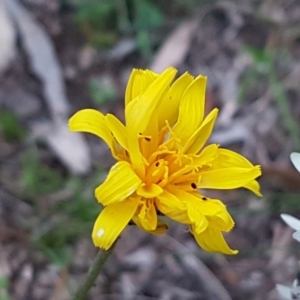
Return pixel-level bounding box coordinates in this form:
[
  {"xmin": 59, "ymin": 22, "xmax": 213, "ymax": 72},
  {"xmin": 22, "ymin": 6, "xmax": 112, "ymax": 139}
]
[
  {"xmin": 155, "ymin": 189, "xmax": 189, "ymax": 224},
  {"xmin": 244, "ymin": 180, "xmax": 262, "ymax": 197},
  {"xmin": 192, "ymin": 197, "xmax": 226, "ymax": 216},
  {"xmin": 201, "ymin": 148, "xmax": 262, "ymax": 195},
  {"xmin": 125, "ymin": 67, "xmax": 177, "ymax": 136},
  {"xmin": 168, "ymin": 186, "xmax": 222, "ymax": 217},
  {"xmin": 214, "ymin": 148, "xmax": 258, "ymax": 169},
  {"xmin": 205, "ymin": 200, "xmax": 235, "ymax": 232},
  {"xmin": 140, "ymin": 112, "xmax": 159, "ymax": 159},
  {"xmin": 133, "ymin": 218, "xmax": 168, "ymax": 234},
  {"xmin": 192, "ymin": 144, "xmax": 219, "ymax": 167},
  {"xmin": 208, "ymin": 213, "xmax": 235, "ymax": 232},
  {"xmin": 127, "ymin": 132, "xmax": 146, "ymax": 179},
  {"xmin": 148, "ymin": 221, "xmax": 168, "ymax": 234},
  {"xmin": 157, "ymin": 72, "xmax": 194, "ymax": 129},
  {"xmin": 92, "ymin": 197, "xmax": 139, "ymax": 250},
  {"xmin": 133, "ymin": 199, "xmax": 157, "ymax": 231},
  {"xmin": 186, "ymin": 202, "xmax": 208, "ymax": 234},
  {"xmin": 125, "ymin": 69, "xmax": 159, "ymax": 106},
  {"xmin": 69, "ymin": 109, "xmax": 113, "ymax": 149},
  {"xmin": 95, "ymin": 161, "xmax": 142, "ymax": 206},
  {"xmin": 200, "ymin": 166, "xmax": 261, "ymax": 190},
  {"xmin": 183, "ymin": 108, "xmax": 218, "ymax": 154},
  {"xmin": 191, "ymin": 226, "xmax": 238, "ymax": 255},
  {"xmin": 157, "ymin": 187, "xmax": 186, "ymax": 210},
  {"xmin": 172, "ymin": 75, "xmax": 207, "ymax": 144},
  {"xmin": 105, "ymin": 114, "xmax": 128, "ymax": 151},
  {"xmin": 136, "ymin": 184, "xmax": 163, "ymax": 198},
  {"xmin": 168, "ymin": 187, "xmax": 231, "ymax": 233}
]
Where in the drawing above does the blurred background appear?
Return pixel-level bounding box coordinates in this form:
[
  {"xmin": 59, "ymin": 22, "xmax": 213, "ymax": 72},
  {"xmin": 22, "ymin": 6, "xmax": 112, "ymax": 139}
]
[{"xmin": 0, "ymin": 0, "xmax": 300, "ymax": 299}]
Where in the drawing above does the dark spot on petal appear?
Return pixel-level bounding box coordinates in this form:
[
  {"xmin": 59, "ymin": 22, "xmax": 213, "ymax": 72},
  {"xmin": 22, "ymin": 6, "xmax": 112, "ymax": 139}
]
[
  {"xmin": 202, "ymin": 197, "xmax": 207, "ymax": 201},
  {"xmin": 139, "ymin": 132, "xmax": 142, "ymax": 135},
  {"xmin": 155, "ymin": 162, "xmax": 160, "ymax": 167},
  {"xmin": 191, "ymin": 182, "xmax": 197, "ymax": 189},
  {"xmin": 145, "ymin": 137, "xmax": 151, "ymax": 142}
]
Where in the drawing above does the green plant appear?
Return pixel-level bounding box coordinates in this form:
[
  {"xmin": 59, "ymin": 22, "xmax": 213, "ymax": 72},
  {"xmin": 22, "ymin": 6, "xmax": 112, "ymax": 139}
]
[
  {"xmin": 0, "ymin": 276, "xmax": 10, "ymax": 300},
  {"xmin": 72, "ymin": 0, "xmax": 119, "ymax": 47},
  {"xmin": 0, "ymin": 110, "xmax": 26, "ymax": 142},
  {"xmin": 32, "ymin": 176, "xmax": 101, "ymax": 267},
  {"xmin": 89, "ymin": 78, "xmax": 117, "ymax": 106},
  {"xmin": 239, "ymin": 46, "xmax": 300, "ymax": 149},
  {"xmin": 132, "ymin": 0, "xmax": 164, "ymax": 58},
  {"xmin": 71, "ymin": 0, "xmax": 164, "ymax": 58},
  {"xmin": 20, "ymin": 149, "xmax": 105, "ymax": 267},
  {"xmin": 21, "ymin": 146, "xmax": 64, "ymax": 198}
]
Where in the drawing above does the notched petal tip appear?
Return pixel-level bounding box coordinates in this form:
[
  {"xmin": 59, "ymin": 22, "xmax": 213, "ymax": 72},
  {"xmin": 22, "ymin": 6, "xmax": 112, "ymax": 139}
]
[
  {"xmin": 256, "ymin": 165, "xmax": 262, "ymax": 176},
  {"xmin": 192, "ymin": 226, "xmax": 238, "ymax": 255},
  {"xmin": 125, "ymin": 68, "xmax": 160, "ymax": 106},
  {"xmin": 172, "ymin": 75, "xmax": 208, "ymax": 144},
  {"xmin": 200, "ymin": 165, "xmax": 262, "ymax": 191},
  {"xmin": 125, "ymin": 67, "xmax": 177, "ymax": 136},
  {"xmin": 244, "ymin": 179, "xmax": 262, "ymax": 197}
]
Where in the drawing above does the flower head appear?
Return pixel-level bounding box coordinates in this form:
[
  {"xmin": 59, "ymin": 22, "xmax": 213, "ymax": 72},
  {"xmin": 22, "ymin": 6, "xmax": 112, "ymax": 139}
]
[{"xmin": 69, "ymin": 67, "xmax": 261, "ymax": 254}]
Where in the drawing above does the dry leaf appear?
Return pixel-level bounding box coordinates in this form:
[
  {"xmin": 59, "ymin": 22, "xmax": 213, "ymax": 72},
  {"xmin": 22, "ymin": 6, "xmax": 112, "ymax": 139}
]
[
  {"xmin": 150, "ymin": 19, "xmax": 199, "ymax": 73},
  {"xmin": 0, "ymin": 0, "xmax": 16, "ymax": 73},
  {"xmin": 4, "ymin": 0, "xmax": 91, "ymax": 174}
]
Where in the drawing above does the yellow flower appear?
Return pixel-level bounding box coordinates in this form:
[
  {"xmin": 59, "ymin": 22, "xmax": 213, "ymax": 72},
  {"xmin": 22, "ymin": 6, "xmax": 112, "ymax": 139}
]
[{"xmin": 69, "ymin": 67, "xmax": 261, "ymax": 255}]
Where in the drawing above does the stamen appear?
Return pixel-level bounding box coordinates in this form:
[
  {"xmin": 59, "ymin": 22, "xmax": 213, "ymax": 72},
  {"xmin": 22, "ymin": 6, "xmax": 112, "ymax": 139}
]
[{"xmin": 145, "ymin": 159, "xmax": 168, "ymax": 186}]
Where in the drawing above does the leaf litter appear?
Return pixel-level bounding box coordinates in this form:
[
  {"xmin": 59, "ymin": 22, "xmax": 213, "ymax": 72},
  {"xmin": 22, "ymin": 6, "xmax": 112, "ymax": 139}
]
[{"xmin": 1, "ymin": 1, "xmax": 300, "ymax": 299}]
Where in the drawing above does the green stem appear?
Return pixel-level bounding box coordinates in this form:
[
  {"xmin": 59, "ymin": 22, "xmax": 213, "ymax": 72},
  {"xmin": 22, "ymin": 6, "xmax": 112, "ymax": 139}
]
[
  {"xmin": 73, "ymin": 247, "xmax": 114, "ymax": 300},
  {"xmin": 269, "ymin": 66, "xmax": 300, "ymax": 150}
]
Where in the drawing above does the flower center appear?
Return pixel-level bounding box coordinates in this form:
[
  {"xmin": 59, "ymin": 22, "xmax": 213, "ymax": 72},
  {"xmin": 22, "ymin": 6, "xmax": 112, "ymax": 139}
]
[
  {"xmin": 140, "ymin": 126, "xmax": 200, "ymax": 194},
  {"xmin": 144, "ymin": 150, "xmax": 199, "ymax": 193},
  {"xmin": 145, "ymin": 159, "xmax": 168, "ymax": 186}
]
